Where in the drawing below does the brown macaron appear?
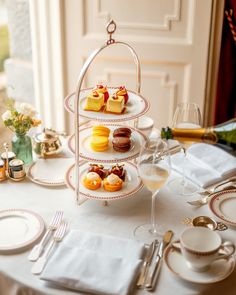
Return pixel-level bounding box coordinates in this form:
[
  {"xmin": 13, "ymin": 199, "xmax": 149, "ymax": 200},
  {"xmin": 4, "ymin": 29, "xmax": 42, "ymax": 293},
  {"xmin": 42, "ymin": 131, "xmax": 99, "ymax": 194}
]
[
  {"xmin": 112, "ymin": 137, "xmax": 131, "ymax": 152},
  {"xmin": 113, "ymin": 127, "xmax": 132, "ymax": 138}
]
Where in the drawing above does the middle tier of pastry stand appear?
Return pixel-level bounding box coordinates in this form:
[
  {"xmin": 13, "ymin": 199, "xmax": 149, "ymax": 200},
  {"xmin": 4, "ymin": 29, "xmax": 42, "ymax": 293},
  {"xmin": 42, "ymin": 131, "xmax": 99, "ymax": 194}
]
[{"xmin": 64, "ymin": 20, "xmax": 150, "ymax": 205}]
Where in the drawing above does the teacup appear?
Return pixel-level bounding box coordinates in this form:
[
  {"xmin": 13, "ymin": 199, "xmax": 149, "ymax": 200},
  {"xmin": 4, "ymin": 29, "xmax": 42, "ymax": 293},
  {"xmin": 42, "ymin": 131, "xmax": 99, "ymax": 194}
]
[
  {"xmin": 180, "ymin": 227, "xmax": 235, "ymax": 272},
  {"xmin": 136, "ymin": 116, "xmax": 154, "ymax": 138}
]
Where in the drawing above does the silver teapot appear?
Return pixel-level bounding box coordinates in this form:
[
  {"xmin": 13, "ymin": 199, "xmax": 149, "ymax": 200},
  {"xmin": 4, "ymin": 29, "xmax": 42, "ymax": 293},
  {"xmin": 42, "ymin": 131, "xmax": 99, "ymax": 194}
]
[{"xmin": 33, "ymin": 128, "xmax": 64, "ymax": 157}]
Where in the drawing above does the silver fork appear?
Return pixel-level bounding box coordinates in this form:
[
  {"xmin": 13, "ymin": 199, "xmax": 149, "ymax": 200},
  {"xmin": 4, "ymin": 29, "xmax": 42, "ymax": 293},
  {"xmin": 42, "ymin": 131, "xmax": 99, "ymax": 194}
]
[
  {"xmin": 187, "ymin": 185, "xmax": 236, "ymax": 206},
  {"xmin": 199, "ymin": 177, "xmax": 236, "ymax": 195},
  {"xmin": 31, "ymin": 220, "xmax": 67, "ymax": 275},
  {"xmin": 28, "ymin": 211, "xmax": 63, "ymax": 261}
]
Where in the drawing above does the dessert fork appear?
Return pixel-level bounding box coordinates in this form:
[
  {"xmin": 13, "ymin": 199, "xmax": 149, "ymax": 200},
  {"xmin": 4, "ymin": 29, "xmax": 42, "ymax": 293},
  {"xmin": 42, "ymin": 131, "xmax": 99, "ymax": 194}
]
[
  {"xmin": 187, "ymin": 185, "xmax": 236, "ymax": 206},
  {"xmin": 31, "ymin": 220, "xmax": 67, "ymax": 275},
  {"xmin": 28, "ymin": 210, "xmax": 63, "ymax": 261}
]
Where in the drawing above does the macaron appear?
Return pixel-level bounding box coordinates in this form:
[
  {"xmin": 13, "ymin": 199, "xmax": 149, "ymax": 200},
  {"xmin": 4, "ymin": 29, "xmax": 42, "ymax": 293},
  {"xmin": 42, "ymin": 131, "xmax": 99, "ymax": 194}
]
[
  {"xmin": 113, "ymin": 127, "xmax": 132, "ymax": 138},
  {"xmin": 112, "ymin": 137, "xmax": 131, "ymax": 152},
  {"xmin": 90, "ymin": 136, "xmax": 109, "ymax": 152},
  {"xmin": 92, "ymin": 126, "xmax": 110, "ymax": 137}
]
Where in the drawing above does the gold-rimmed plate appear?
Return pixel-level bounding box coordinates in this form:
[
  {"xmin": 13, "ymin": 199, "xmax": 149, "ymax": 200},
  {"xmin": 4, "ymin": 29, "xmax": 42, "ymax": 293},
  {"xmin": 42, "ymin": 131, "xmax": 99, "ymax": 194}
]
[
  {"xmin": 64, "ymin": 87, "xmax": 149, "ymax": 122},
  {"xmin": 67, "ymin": 124, "xmax": 147, "ymax": 164},
  {"xmin": 65, "ymin": 161, "xmax": 143, "ymax": 201},
  {"xmin": 0, "ymin": 209, "xmax": 45, "ymax": 254}
]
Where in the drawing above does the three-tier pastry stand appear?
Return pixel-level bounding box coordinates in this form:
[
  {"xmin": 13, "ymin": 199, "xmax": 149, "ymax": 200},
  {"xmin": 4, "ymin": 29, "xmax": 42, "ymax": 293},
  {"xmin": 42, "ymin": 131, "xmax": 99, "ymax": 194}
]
[{"xmin": 64, "ymin": 20, "xmax": 150, "ymax": 205}]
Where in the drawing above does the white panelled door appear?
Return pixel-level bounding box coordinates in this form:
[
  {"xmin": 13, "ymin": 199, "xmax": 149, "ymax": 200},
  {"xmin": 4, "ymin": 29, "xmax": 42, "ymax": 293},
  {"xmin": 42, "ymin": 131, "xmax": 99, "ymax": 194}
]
[{"xmin": 64, "ymin": 0, "xmax": 212, "ymax": 130}]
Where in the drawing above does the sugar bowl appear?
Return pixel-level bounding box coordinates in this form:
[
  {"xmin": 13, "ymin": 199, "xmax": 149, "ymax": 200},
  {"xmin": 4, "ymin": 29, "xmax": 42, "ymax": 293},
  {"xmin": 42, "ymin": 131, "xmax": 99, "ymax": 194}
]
[{"xmin": 33, "ymin": 128, "xmax": 62, "ymax": 157}]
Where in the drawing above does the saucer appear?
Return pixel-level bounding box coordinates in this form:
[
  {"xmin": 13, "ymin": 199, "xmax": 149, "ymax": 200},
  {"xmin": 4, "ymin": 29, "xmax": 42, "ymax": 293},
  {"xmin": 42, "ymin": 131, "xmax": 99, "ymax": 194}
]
[{"xmin": 164, "ymin": 243, "xmax": 235, "ymax": 284}]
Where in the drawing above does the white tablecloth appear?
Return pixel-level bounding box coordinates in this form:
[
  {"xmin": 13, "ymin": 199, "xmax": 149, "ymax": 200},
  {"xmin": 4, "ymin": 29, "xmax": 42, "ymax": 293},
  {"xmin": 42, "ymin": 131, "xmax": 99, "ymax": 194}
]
[{"xmin": 0, "ymin": 174, "xmax": 236, "ymax": 295}]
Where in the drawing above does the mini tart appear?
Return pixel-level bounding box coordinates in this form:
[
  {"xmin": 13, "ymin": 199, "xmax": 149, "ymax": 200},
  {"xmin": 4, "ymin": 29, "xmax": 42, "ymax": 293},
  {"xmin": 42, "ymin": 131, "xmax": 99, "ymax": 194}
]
[
  {"xmin": 83, "ymin": 172, "xmax": 102, "ymax": 190},
  {"xmin": 92, "ymin": 126, "xmax": 110, "ymax": 137},
  {"xmin": 103, "ymin": 173, "xmax": 123, "ymax": 192},
  {"xmin": 94, "ymin": 85, "xmax": 109, "ymax": 102},
  {"xmin": 88, "ymin": 164, "xmax": 108, "ymax": 179},
  {"xmin": 115, "ymin": 86, "xmax": 129, "ymax": 104},
  {"xmin": 90, "ymin": 136, "xmax": 109, "ymax": 152}
]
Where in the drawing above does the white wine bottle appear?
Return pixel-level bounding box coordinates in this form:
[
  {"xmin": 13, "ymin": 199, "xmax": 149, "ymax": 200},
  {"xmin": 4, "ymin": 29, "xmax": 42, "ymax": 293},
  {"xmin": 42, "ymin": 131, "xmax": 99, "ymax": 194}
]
[{"xmin": 161, "ymin": 118, "xmax": 236, "ymax": 151}]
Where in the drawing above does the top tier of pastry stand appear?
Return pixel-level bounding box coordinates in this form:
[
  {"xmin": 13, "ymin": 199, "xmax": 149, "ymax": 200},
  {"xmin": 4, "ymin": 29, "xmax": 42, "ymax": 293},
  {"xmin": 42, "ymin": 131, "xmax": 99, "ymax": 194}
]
[{"xmin": 65, "ymin": 20, "xmax": 149, "ymax": 205}]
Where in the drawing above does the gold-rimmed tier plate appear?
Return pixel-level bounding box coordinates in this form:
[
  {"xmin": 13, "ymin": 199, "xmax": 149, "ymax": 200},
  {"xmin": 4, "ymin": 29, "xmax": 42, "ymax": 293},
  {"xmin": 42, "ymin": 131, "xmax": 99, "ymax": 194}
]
[
  {"xmin": 64, "ymin": 87, "xmax": 149, "ymax": 122},
  {"xmin": 65, "ymin": 162, "xmax": 143, "ymax": 201},
  {"xmin": 68, "ymin": 124, "xmax": 147, "ymax": 163}
]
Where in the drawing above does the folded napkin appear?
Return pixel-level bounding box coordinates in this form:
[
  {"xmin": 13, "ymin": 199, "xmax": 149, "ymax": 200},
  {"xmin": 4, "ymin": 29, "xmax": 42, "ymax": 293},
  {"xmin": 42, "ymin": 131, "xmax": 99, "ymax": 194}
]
[
  {"xmin": 171, "ymin": 143, "xmax": 236, "ymax": 188},
  {"xmin": 187, "ymin": 143, "xmax": 236, "ymax": 177},
  {"xmin": 40, "ymin": 230, "xmax": 145, "ymax": 295}
]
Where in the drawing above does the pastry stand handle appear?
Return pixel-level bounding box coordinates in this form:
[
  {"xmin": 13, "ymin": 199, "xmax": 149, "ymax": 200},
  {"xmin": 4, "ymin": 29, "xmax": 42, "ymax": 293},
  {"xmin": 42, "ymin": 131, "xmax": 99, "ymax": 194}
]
[{"xmin": 74, "ymin": 20, "xmax": 141, "ymax": 205}]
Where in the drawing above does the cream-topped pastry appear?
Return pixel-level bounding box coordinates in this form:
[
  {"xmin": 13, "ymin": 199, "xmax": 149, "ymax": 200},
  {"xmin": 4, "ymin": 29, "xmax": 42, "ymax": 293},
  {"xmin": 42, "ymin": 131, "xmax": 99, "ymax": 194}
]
[
  {"xmin": 83, "ymin": 172, "xmax": 102, "ymax": 190},
  {"xmin": 103, "ymin": 173, "xmax": 123, "ymax": 192},
  {"xmin": 106, "ymin": 173, "xmax": 120, "ymax": 185}
]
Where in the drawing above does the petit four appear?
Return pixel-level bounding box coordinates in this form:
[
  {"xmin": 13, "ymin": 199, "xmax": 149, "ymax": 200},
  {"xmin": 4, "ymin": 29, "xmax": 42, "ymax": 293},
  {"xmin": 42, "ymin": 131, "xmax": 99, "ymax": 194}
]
[
  {"xmin": 106, "ymin": 94, "xmax": 124, "ymax": 114},
  {"xmin": 90, "ymin": 136, "xmax": 109, "ymax": 152},
  {"xmin": 83, "ymin": 172, "xmax": 102, "ymax": 190},
  {"xmin": 115, "ymin": 86, "xmax": 129, "ymax": 104},
  {"xmin": 92, "ymin": 126, "xmax": 110, "ymax": 137},
  {"xmin": 112, "ymin": 137, "xmax": 131, "ymax": 153},
  {"xmin": 103, "ymin": 173, "xmax": 123, "ymax": 192},
  {"xmin": 113, "ymin": 127, "xmax": 131, "ymax": 138},
  {"xmin": 88, "ymin": 164, "xmax": 108, "ymax": 180},
  {"xmin": 84, "ymin": 90, "xmax": 104, "ymax": 111},
  {"xmin": 94, "ymin": 85, "xmax": 109, "ymax": 103},
  {"xmin": 109, "ymin": 164, "xmax": 126, "ymax": 181}
]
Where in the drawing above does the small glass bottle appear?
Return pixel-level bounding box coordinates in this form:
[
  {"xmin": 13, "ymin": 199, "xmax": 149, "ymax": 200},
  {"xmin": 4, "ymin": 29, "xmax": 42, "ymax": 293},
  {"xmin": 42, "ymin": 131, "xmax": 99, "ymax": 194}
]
[{"xmin": 12, "ymin": 133, "xmax": 33, "ymax": 165}]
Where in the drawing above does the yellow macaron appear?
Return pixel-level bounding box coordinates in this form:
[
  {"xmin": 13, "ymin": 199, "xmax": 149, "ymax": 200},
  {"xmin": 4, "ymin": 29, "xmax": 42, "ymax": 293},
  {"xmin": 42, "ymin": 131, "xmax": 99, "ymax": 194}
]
[
  {"xmin": 90, "ymin": 136, "xmax": 109, "ymax": 152},
  {"xmin": 92, "ymin": 126, "xmax": 110, "ymax": 137}
]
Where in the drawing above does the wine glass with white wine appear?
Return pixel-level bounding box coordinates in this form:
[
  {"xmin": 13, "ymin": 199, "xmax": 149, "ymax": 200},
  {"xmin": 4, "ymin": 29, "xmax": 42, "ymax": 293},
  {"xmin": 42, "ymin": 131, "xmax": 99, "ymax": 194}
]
[
  {"xmin": 168, "ymin": 102, "xmax": 202, "ymax": 195},
  {"xmin": 134, "ymin": 138, "xmax": 171, "ymax": 242}
]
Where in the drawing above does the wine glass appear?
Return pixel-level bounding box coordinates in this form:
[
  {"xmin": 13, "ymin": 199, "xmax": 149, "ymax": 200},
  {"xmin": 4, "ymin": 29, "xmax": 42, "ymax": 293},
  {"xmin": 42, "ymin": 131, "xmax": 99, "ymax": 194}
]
[
  {"xmin": 134, "ymin": 138, "xmax": 171, "ymax": 242},
  {"xmin": 168, "ymin": 102, "xmax": 202, "ymax": 196}
]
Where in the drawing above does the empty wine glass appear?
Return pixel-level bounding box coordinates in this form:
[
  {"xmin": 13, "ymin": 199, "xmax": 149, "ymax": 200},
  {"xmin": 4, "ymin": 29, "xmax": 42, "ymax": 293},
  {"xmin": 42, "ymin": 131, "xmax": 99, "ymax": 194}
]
[
  {"xmin": 168, "ymin": 102, "xmax": 202, "ymax": 196},
  {"xmin": 134, "ymin": 138, "xmax": 171, "ymax": 242}
]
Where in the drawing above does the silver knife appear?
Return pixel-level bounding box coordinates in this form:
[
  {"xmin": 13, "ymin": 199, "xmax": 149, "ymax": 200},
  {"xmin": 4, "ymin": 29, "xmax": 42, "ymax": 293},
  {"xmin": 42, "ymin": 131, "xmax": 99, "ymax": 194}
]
[
  {"xmin": 145, "ymin": 230, "xmax": 173, "ymax": 291},
  {"xmin": 136, "ymin": 239, "xmax": 158, "ymax": 288}
]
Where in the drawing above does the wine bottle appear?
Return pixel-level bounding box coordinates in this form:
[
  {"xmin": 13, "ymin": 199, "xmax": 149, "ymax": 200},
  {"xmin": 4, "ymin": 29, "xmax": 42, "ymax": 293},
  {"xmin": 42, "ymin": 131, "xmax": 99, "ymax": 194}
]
[{"xmin": 161, "ymin": 118, "xmax": 236, "ymax": 151}]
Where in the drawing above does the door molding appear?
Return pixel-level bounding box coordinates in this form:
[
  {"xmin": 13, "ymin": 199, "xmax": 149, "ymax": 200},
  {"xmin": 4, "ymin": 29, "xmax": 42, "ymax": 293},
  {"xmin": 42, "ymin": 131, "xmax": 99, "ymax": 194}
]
[{"xmin": 204, "ymin": 0, "xmax": 224, "ymax": 126}]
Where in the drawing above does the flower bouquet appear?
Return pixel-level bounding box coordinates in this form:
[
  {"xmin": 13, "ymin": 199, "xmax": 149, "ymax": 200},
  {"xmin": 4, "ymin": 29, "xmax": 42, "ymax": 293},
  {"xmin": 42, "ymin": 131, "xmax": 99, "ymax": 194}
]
[{"xmin": 2, "ymin": 100, "xmax": 41, "ymax": 165}]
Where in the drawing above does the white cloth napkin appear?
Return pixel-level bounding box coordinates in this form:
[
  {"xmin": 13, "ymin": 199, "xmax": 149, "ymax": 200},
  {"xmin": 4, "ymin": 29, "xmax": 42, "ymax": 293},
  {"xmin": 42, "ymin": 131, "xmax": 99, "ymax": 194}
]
[
  {"xmin": 40, "ymin": 230, "xmax": 145, "ymax": 295},
  {"xmin": 171, "ymin": 143, "xmax": 236, "ymax": 188},
  {"xmin": 187, "ymin": 143, "xmax": 236, "ymax": 177}
]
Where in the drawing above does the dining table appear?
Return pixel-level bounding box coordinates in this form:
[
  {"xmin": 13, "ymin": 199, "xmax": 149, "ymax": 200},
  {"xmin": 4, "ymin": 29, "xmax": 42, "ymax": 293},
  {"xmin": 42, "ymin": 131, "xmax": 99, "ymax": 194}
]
[{"xmin": 0, "ymin": 166, "xmax": 236, "ymax": 295}]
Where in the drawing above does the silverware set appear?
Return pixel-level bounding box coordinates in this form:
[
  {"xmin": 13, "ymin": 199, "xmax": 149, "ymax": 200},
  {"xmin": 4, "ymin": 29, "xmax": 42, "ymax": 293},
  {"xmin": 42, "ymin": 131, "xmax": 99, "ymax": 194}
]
[
  {"xmin": 137, "ymin": 230, "xmax": 174, "ymax": 291},
  {"xmin": 187, "ymin": 178, "xmax": 236, "ymax": 207},
  {"xmin": 28, "ymin": 211, "xmax": 67, "ymax": 275}
]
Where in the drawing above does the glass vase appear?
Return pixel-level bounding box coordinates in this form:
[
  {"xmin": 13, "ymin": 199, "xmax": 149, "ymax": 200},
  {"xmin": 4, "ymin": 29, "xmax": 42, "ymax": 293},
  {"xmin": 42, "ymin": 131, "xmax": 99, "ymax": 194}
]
[{"xmin": 12, "ymin": 133, "xmax": 33, "ymax": 165}]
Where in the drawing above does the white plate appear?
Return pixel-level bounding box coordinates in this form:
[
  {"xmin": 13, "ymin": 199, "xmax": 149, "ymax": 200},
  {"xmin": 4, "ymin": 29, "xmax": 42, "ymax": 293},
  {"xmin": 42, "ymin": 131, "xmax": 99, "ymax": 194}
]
[
  {"xmin": 164, "ymin": 243, "xmax": 235, "ymax": 284},
  {"xmin": 65, "ymin": 162, "xmax": 143, "ymax": 201},
  {"xmin": 208, "ymin": 189, "xmax": 236, "ymax": 227},
  {"xmin": 27, "ymin": 158, "xmax": 74, "ymax": 187},
  {"xmin": 68, "ymin": 124, "xmax": 147, "ymax": 163},
  {"xmin": 64, "ymin": 87, "xmax": 149, "ymax": 122},
  {"xmin": 0, "ymin": 209, "xmax": 45, "ymax": 254}
]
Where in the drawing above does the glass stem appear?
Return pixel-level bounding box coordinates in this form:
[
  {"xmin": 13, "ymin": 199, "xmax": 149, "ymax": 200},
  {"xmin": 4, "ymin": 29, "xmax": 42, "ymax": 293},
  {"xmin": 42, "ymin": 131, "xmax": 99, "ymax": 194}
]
[
  {"xmin": 181, "ymin": 147, "xmax": 187, "ymax": 187},
  {"xmin": 151, "ymin": 190, "xmax": 159, "ymax": 234}
]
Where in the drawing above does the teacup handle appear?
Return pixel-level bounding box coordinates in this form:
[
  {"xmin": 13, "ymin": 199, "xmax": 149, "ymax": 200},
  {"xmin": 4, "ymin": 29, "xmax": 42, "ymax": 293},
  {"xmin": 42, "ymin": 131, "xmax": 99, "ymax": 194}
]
[{"xmin": 216, "ymin": 241, "xmax": 235, "ymax": 260}]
